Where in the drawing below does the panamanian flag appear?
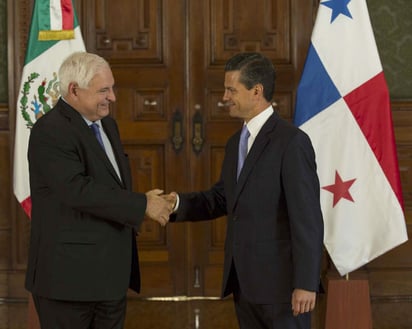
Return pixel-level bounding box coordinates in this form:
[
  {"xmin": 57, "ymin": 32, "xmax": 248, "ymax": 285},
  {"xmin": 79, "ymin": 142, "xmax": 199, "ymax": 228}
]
[
  {"xmin": 13, "ymin": 0, "xmax": 85, "ymax": 218},
  {"xmin": 294, "ymin": 0, "xmax": 408, "ymax": 276}
]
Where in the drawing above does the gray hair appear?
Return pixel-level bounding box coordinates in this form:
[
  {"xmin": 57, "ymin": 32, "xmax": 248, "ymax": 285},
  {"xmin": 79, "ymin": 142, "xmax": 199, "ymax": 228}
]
[{"xmin": 58, "ymin": 52, "xmax": 110, "ymax": 97}]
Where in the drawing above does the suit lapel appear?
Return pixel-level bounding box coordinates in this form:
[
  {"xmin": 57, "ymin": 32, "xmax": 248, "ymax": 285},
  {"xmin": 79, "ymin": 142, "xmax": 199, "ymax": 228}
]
[
  {"xmin": 101, "ymin": 118, "xmax": 130, "ymax": 189},
  {"xmin": 232, "ymin": 113, "xmax": 279, "ymax": 208},
  {"xmin": 59, "ymin": 100, "xmax": 125, "ymax": 187}
]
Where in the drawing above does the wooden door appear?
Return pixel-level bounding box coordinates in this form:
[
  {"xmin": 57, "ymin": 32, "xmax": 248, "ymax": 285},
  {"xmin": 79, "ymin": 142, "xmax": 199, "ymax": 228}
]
[
  {"xmin": 82, "ymin": 0, "xmax": 315, "ymax": 298},
  {"xmin": 83, "ymin": 0, "xmax": 188, "ymax": 297},
  {"xmin": 186, "ymin": 0, "xmax": 315, "ymax": 297}
]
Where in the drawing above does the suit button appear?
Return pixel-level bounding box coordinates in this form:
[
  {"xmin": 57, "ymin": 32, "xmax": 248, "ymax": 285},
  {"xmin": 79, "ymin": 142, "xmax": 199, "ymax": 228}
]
[{"xmin": 233, "ymin": 216, "xmax": 238, "ymax": 221}]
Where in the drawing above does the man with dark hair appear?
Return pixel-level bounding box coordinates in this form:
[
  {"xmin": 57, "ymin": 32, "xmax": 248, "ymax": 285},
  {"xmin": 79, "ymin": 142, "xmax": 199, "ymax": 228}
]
[{"xmin": 168, "ymin": 52, "xmax": 324, "ymax": 328}]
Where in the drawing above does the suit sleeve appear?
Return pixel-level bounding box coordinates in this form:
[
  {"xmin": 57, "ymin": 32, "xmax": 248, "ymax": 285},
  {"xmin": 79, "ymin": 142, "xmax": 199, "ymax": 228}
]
[
  {"xmin": 28, "ymin": 118, "xmax": 146, "ymax": 228},
  {"xmin": 281, "ymin": 130, "xmax": 324, "ymax": 291},
  {"xmin": 170, "ymin": 180, "xmax": 227, "ymax": 222}
]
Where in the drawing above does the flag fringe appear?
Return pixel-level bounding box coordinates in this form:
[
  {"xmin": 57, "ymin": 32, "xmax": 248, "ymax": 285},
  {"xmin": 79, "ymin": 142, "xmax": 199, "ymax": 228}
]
[{"xmin": 38, "ymin": 30, "xmax": 74, "ymax": 41}]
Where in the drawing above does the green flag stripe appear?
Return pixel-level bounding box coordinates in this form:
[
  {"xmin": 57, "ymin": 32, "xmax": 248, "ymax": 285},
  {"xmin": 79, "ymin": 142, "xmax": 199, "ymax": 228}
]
[
  {"xmin": 37, "ymin": 0, "xmax": 51, "ymax": 31},
  {"xmin": 24, "ymin": 0, "xmax": 80, "ymax": 64}
]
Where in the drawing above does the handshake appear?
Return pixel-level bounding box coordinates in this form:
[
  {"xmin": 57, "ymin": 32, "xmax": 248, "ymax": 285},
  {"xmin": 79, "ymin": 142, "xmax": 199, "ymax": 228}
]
[{"xmin": 144, "ymin": 189, "xmax": 177, "ymax": 226}]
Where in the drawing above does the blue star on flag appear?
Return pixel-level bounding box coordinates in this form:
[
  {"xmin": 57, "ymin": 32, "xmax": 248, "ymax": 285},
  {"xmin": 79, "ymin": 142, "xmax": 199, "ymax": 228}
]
[{"xmin": 321, "ymin": 0, "xmax": 353, "ymax": 23}]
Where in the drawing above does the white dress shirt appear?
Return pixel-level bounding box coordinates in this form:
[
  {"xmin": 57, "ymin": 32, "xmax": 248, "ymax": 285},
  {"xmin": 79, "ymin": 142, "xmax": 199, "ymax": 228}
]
[{"xmin": 243, "ymin": 105, "xmax": 274, "ymax": 153}]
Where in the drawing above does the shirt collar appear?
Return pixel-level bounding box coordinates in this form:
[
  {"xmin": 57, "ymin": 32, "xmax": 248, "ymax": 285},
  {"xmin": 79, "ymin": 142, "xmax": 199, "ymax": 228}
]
[
  {"xmin": 83, "ymin": 117, "xmax": 102, "ymax": 126},
  {"xmin": 245, "ymin": 105, "xmax": 274, "ymax": 139},
  {"xmin": 60, "ymin": 97, "xmax": 102, "ymax": 127}
]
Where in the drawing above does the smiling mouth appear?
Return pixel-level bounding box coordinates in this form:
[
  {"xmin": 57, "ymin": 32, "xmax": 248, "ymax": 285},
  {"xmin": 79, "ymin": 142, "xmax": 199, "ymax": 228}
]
[{"xmin": 223, "ymin": 102, "xmax": 234, "ymax": 108}]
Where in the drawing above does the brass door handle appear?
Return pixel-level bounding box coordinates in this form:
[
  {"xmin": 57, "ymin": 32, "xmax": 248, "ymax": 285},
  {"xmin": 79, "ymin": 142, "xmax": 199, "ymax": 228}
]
[
  {"xmin": 192, "ymin": 106, "xmax": 204, "ymax": 155},
  {"xmin": 172, "ymin": 110, "xmax": 183, "ymax": 153}
]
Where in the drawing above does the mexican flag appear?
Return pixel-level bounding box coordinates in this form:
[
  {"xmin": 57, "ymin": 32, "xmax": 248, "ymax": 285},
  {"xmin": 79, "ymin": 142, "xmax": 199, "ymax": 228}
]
[
  {"xmin": 13, "ymin": 0, "xmax": 86, "ymax": 218},
  {"xmin": 293, "ymin": 0, "xmax": 408, "ymax": 275}
]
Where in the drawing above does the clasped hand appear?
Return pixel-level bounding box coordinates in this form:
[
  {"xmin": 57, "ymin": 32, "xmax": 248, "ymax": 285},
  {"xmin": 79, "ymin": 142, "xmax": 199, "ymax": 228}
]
[{"xmin": 144, "ymin": 189, "xmax": 177, "ymax": 226}]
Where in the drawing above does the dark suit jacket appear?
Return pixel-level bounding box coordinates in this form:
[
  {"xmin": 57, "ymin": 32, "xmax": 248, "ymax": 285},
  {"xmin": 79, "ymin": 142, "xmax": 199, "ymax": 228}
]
[
  {"xmin": 171, "ymin": 111, "xmax": 324, "ymax": 304},
  {"xmin": 25, "ymin": 98, "xmax": 146, "ymax": 301}
]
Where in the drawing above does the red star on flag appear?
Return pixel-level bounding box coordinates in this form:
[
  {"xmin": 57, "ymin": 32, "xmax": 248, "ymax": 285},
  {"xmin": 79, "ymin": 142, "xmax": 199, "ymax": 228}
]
[{"xmin": 322, "ymin": 171, "xmax": 356, "ymax": 207}]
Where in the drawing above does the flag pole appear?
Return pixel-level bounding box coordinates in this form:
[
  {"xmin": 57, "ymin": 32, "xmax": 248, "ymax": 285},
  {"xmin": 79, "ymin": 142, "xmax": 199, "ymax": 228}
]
[{"xmin": 27, "ymin": 293, "xmax": 40, "ymax": 329}]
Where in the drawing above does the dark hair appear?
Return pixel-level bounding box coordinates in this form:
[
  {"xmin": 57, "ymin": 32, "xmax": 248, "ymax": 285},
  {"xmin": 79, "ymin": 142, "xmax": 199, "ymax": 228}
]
[{"xmin": 224, "ymin": 53, "xmax": 276, "ymax": 102}]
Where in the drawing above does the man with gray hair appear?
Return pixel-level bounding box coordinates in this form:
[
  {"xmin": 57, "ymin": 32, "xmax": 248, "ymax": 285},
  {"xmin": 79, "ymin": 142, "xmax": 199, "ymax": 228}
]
[{"xmin": 25, "ymin": 51, "xmax": 171, "ymax": 329}]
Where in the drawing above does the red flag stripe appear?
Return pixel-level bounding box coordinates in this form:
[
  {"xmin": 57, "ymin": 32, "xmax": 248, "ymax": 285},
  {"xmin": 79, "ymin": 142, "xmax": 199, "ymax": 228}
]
[
  {"xmin": 61, "ymin": 0, "xmax": 74, "ymax": 30},
  {"xmin": 21, "ymin": 197, "xmax": 32, "ymax": 219},
  {"xmin": 344, "ymin": 72, "xmax": 403, "ymax": 208}
]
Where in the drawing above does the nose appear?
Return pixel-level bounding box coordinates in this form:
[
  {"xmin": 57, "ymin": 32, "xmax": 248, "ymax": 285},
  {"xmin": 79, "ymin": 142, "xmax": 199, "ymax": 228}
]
[
  {"xmin": 108, "ymin": 88, "xmax": 116, "ymax": 102},
  {"xmin": 223, "ymin": 90, "xmax": 229, "ymax": 101}
]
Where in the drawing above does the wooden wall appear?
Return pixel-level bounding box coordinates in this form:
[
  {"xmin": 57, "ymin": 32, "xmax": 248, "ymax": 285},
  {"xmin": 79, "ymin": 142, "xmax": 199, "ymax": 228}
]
[{"xmin": 1, "ymin": 0, "xmax": 412, "ymax": 328}]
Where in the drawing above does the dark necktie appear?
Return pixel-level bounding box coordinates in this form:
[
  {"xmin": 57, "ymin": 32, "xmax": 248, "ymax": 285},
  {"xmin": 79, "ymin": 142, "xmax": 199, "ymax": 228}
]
[
  {"xmin": 237, "ymin": 125, "xmax": 250, "ymax": 179},
  {"xmin": 90, "ymin": 123, "xmax": 106, "ymax": 151}
]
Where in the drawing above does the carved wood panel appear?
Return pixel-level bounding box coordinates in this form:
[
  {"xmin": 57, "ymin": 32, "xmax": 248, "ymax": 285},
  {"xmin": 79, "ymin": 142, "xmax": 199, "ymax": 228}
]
[
  {"xmin": 88, "ymin": 0, "xmax": 163, "ymax": 62},
  {"xmin": 393, "ymin": 103, "xmax": 412, "ymax": 221},
  {"xmin": 210, "ymin": 0, "xmax": 290, "ymax": 63}
]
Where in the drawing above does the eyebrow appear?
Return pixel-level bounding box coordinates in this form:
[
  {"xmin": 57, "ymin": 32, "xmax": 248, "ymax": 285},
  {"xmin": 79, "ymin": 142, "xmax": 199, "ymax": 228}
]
[{"xmin": 97, "ymin": 86, "xmax": 114, "ymax": 93}]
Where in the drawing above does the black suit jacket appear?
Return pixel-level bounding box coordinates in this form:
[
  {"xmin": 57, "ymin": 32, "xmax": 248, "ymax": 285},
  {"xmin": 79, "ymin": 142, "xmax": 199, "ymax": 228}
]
[
  {"xmin": 25, "ymin": 99, "xmax": 146, "ymax": 301},
  {"xmin": 172, "ymin": 112, "xmax": 324, "ymax": 304}
]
